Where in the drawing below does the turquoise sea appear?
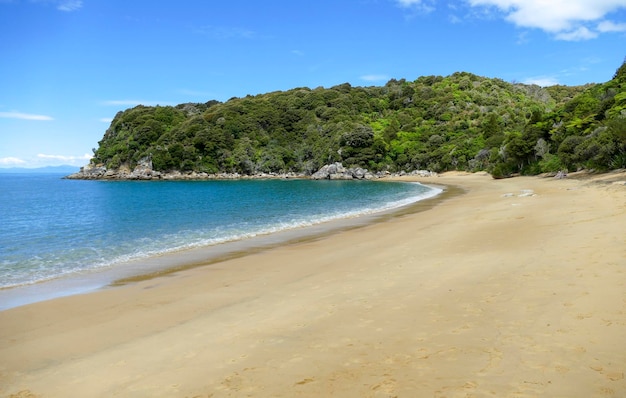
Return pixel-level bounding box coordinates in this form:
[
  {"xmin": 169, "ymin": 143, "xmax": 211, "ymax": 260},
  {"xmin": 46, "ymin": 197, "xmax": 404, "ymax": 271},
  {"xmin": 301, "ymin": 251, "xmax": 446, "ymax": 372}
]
[{"xmin": 0, "ymin": 173, "xmax": 441, "ymax": 309}]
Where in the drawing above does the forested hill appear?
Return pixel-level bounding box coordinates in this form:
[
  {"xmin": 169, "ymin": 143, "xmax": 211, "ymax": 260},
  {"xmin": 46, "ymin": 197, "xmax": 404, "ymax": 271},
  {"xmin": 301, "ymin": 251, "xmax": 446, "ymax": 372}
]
[{"xmin": 90, "ymin": 60, "xmax": 626, "ymax": 178}]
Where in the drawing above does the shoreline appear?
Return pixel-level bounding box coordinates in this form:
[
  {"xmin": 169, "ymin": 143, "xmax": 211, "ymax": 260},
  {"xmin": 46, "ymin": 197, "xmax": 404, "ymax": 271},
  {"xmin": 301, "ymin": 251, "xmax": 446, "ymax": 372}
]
[
  {"xmin": 0, "ymin": 180, "xmax": 448, "ymax": 311},
  {"xmin": 110, "ymin": 182, "xmax": 456, "ymax": 286},
  {"xmin": 1, "ymin": 171, "xmax": 625, "ymax": 397}
]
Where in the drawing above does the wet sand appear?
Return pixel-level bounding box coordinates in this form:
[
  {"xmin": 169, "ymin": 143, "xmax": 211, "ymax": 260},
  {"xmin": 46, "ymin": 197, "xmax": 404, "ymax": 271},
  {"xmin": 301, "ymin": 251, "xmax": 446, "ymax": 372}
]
[{"xmin": 1, "ymin": 171, "xmax": 625, "ymax": 397}]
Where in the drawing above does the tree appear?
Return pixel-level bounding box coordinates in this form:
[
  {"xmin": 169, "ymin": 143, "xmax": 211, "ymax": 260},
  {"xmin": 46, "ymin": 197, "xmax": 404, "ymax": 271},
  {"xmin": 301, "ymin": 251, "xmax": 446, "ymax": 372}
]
[
  {"xmin": 557, "ymin": 136, "xmax": 585, "ymax": 170},
  {"xmin": 613, "ymin": 57, "xmax": 626, "ymax": 83},
  {"xmin": 502, "ymin": 131, "xmax": 534, "ymax": 172},
  {"xmin": 85, "ymin": 58, "xmax": 626, "ymax": 177}
]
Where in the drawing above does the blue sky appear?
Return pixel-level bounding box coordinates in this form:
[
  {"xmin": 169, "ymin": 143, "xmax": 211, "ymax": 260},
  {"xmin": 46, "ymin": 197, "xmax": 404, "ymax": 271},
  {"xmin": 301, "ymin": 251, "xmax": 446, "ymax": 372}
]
[{"xmin": 1, "ymin": 0, "xmax": 625, "ymax": 168}]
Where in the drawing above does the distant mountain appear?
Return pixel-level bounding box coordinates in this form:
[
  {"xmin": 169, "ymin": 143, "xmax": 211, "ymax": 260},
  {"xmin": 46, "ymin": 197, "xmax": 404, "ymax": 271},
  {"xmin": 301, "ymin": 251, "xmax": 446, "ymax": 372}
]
[{"xmin": 0, "ymin": 165, "xmax": 80, "ymax": 174}]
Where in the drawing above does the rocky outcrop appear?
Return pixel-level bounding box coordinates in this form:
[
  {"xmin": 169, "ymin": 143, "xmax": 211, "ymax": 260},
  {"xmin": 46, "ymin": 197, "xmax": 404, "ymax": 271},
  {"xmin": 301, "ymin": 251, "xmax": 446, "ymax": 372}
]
[
  {"xmin": 65, "ymin": 163, "xmax": 108, "ymax": 179},
  {"xmin": 310, "ymin": 162, "xmax": 437, "ymax": 180},
  {"xmin": 67, "ymin": 160, "xmax": 436, "ymax": 181},
  {"xmin": 128, "ymin": 157, "xmax": 158, "ymax": 180},
  {"xmin": 66, "ymin": 159, "xmax": 307, "ymax": 181},
  {"xmin": 310, "ymin": 162, "xmax": 375, "ymax": 180},
  {"xmin": 401, "ymin": 169, "xmax": 438, "ymax": 177},
  {"xmin": 66, "ymin": 157, "xmax": 159, "ymax": 180}
]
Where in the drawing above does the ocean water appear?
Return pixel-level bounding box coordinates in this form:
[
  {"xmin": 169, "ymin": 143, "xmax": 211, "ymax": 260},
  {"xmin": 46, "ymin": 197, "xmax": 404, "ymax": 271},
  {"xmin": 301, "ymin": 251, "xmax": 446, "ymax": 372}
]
[{"xmin": 0, "ymin": 174, "xmax": 440, "ymax": 305}]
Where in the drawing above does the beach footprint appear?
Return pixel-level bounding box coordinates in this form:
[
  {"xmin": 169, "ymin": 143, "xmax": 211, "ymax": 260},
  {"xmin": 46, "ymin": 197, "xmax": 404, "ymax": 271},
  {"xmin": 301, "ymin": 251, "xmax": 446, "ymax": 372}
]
[
  {"xmin": 370, "ymin": 376, "xmax": 398, "ymax": 397},
  {"xmin": 8, "ymin": 391, "xmax": 41, "ymax": 398}
]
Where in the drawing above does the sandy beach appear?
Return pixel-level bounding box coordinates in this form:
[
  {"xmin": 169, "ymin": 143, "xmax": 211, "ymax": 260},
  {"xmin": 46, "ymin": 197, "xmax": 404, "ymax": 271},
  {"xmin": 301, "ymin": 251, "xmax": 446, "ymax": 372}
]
[{"xmin": 1, "ymin": 171, "xmax": 625, "ymax": 397}]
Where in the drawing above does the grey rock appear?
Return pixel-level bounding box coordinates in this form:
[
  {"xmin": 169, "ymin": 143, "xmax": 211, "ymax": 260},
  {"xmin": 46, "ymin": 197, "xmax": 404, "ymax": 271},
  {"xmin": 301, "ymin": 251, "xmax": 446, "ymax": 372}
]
[{"xmin": 311, "ymin": 162, "xmax": 377, "ymax": 180}]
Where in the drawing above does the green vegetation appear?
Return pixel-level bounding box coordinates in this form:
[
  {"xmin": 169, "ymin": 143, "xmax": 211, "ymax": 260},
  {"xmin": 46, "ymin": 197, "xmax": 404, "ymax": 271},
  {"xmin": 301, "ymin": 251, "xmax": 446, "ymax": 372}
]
[{"xmin": 91, "ymin": 59, "xmax": 626, "ymax": 177}]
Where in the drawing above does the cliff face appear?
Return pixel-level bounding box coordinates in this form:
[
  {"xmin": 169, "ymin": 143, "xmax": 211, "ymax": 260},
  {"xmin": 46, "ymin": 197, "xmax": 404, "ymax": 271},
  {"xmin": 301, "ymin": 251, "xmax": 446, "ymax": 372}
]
[{"xmin": 66, "ymin": 157, "xmax": 159, "ymax": 180}]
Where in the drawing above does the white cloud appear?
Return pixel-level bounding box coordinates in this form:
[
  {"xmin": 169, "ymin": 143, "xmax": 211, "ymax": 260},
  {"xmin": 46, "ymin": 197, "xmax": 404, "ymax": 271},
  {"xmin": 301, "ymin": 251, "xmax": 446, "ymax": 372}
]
[
  {"xmin": 0, "ymin": 111, "xmax": 53, "ymax": 121},
  {"xmin": 393, "ymin": 0, "xmax": 435, "ymax": 13},
  {"xmin": 56, "ymin": 0, "xmax": 82, "ymax": 11},
  {"xmin": 466, "ymin": 0, "xmax": 626, "ymax": 40},
  {"xmin": 449, "ymin": 14, "xmax": 462, "ymax": 24},
  {"xmin": 396, "ymin": 0, "xmax": 423, "ymax": 6},
  {"xmin": 523, "ymin": 76, "xmax": 560, "ymax": 87},
  {"xmin": 0, "ymin": 153, "xmax": 92, "ymax": 168},
  {"xmin": 99, "ymin": 117, "xmax": 113, "ymax": 123},
  {"xmin": 555, "ymin": 26, "xmax": 598, "ymax": 41},
  {"xmin": 37, "ymin": 153, "xmax": 92, "ymax": 163},
  {"xmin": 515, "ymin": 31, "xmax": 529, "ymax": 44},
  {"xmin": 0, "ymin": 157, "xmax": 27, "ymax": 166},
  {"xmin": 597, "ymin": 20, "xmax": 626, "ymax": 32},
  {"xmin": 26, "ymin": 0, "xmax": 82, "ymax": 11},
  {"xmin": 361, "ymin": 74, "xmax": 390, "ymax": 82}
]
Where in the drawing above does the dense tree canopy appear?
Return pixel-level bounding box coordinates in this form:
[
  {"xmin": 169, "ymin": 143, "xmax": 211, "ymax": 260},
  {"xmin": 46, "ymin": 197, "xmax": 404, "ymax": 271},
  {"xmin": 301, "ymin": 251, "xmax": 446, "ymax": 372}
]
[{"xmin": 91, "ymin": 59, "xmax": 626, "ymax": 177}]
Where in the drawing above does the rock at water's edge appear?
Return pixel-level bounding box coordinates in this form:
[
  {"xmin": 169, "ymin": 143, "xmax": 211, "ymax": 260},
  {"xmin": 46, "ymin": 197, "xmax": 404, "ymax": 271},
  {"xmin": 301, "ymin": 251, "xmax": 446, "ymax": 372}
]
[{"xmin": 311, "ymin": 162, "xmax": 375, "ymax": 180}]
